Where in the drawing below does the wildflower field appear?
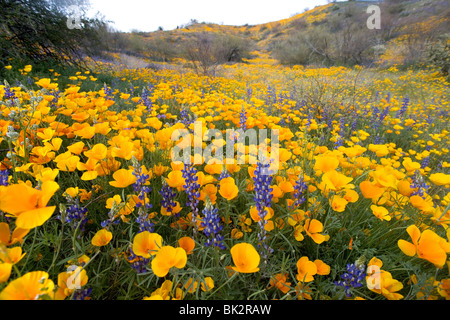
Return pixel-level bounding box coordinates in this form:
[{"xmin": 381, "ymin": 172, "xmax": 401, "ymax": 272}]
[{"xmin": 0, "ymin": 51, "xmax": 449, "ymax": 301}]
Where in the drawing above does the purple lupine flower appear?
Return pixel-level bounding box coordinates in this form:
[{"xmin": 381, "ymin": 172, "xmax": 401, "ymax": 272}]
[
  {"xmin": 103, "ymin": 83, "xmax": 114, "ymax": 101},
  {"xmin": 180, "ymin": 108, "xmax": 194, "ymax": 129},
  {"xmin": 131, "ymin": 159, "xmax": 153, "ymax": 233},
  {"xmin": 159, "ymin": 179, "xmax": 177, "ymax": 216},
  {"xmin": 218, "ymin": 169, "xmax": 231, "ymax": 182},
  {"xmin": 201, "ymin": 197, "xmax": 226, "ymax": 250},
  {"xmin": 140, "ymin": 86, "xmax": 153, "ymax": 113},
  {"xmin": 335, "ymin": 261, "xmax": 366, "ymax": 298},
  {"xmin": 291, "ymin": 173, "xmax": 307, "ymax": 209},
  {"xmin": 410, "ymin": 170, "xmax": 430, "ymax": 199},
  {"xmin": 396, "ymin": 97, "xmax": 409, "ymax": 118},
  {"xmin": 0, "ymin": 170, "xmax": 9, "ymax": 186},
  {"xmin": 253, "ymin": 158, "xmax": 274, "ymax": 261},
  {"xmin": 239, "ymin": 105, "xmax": 247, "ymax": 131},
  {"xmin": 182, "ymin": 163, "xmax": 201, "ymax": 234},
  {"xmin": 72, "ymin": 287, "xmax": 92, "ymax": 300},
  {"xmin": 127, "ymin": 246, "xmax": 150, "ymax": 274},
  {"xmin": 135, "ymin": 209, "xmax": 154, "ymax": 234},
  {"xmin": 61, "ymin": 198, "xmax": 88, "ymax": 233},
  {"xmin": 132, "ymin": 163, "xmax": 152, "ymax": 210}
]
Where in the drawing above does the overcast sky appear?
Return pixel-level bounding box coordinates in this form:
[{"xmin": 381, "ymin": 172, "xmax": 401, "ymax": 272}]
[{"xmin": 87, "ymin": 0, "xmax": 332, "ymax": 32}]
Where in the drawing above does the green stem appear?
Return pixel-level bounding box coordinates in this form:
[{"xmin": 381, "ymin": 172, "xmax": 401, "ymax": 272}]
[
  {"xmin": 13, "ymin": 263, "xmax": 22, "ymax": 278},
  {"xmin": 209, "ymin": 272, "xmax": 238, "ymax": 297},
  {"xmin": 21, "ymin": 228, "xmax": 37, "ymax": 274},
  {"xmin": 47, "ymin": 219, "xmax": 65, "ymax": 274}
]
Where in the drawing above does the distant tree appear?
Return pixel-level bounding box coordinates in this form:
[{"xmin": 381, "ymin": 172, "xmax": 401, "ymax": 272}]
[{"xmin": 184, "ymin": 32, "xmax": 253, "ymax": 76}]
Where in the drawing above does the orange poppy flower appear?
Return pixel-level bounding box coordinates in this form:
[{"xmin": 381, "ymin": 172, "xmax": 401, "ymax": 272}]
[
  {"xmin": 0, "ymin": 246, "xmax": 26, "ymax": 265},
  {"xmin": 67, "ymin": 141, "xmax": 85, "ymax": 155},
  {"xmin": 0, "ymin": 181, "xmax": 59, "ymax": 229},
  {"xmin": 151, "ymin": 246, "xmax": 187, "ymax": 277},
  {"xmin": 165, "ymin": 170, "xmax": 185, "ymax": 189},
  {"xmin": 370, "ymin": 205, "xmax": 391, "ymax": 221},
  {"xmin": 178, "ymin": 236, "xmax": 195, "ymax": 254},
  {"xmin": 320, "ymin": 170, "xmax": 354, "ymax": 193},
  {"xmin": 84, "ymin": 143, "xmax": 108, "ymax": 161},
  {"xmin": 230, "ymin": 243, "xmax": 260, "ymax": 273},
  {"xmin": 398, "ymin": 225, "xmax": 450, "ymax": 268},
  {"xmin": 268, "ymin": 273, "xmax": 291, "ymax": 294},
  {"xmin": 429, "ymin": 173, "xmax": 450, "ymax": 186},
  {"xmin": 409, "ymin": 195, "xmax": 434, "ymax": 213},
  {"xmin": 109, "ymin": 169, "xmax": 137, "ymax": 188},
  {"xmin": 0, "ymin": 223, "xmax": 29, "ymax": 246},
  {"xmin": 360, "ymin": 180, "xmax": 385, "ymax": 200},
  {"xmin": 54, "ymin": 267, "xmax": 88, "ymax": 300},
  {"xmin": 132, "ymin": 231, "xmax": 163, "ymax": 258},
  {"xmin": 74, "ymin": 125, "xmax": 96, "ymax": 139},
  {"xmin": 0, "ymin": 271, "xmax": 55, "ymax": 300},
  {"xmin": 91, "ymin": 229, "xmax": 113, "ymax": 247},
  {"xmin": 219, "ymin": 177, "xmax": 239, "ymax": 200},
  {"xmin": 329, "ymin": 195, "xmax": 348, "ymax": 213},
  {"xmin": 54, "ymin": 151, "xmax": 80, "ymax": 172},
  {"xmin": 0, "ymin": 263, "xmax": 12, "ymax": 284},
  {"xmin": 304, "ymin": 219, "xmax": 327, "ymax": 244},
  {"xmin": 314, "ymin": 155, "xmax": 340, "ymax": 173},
  {"xmin": 296, "ymin": 256, "xmax": 317, "ymax": 282}
]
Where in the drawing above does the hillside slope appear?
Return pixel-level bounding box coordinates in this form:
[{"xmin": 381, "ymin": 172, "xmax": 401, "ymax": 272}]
[{"xmin": 106, "ymin": 0, "xmax": 449, "ymax": 70}]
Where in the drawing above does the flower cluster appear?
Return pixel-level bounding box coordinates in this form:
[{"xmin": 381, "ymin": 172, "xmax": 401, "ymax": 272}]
[
  {"xmin": 201, "ymin": 197, "xmax": 226, "ymax": 250},
  {"xmin": 159, "ymin": 179, "xmax": 178, "ymax": 216},
  {"xmin": 0, "ymin": 169, "xmax": 8, "ymax": 186},
  {"xmin": 239, "ymin": 106, "xmax": 247, "ymax": 131},
  {"xmin": 182, "ymin": 163, "xmax": 201, "ymax": 233},
  {"xmin": 410, "ymin": 170, "xmax": 430, "ymax": 199},
  {"xmin": 61, "ymin": 197, "xmax": 88, "ymax": 233},
  {"xmin": 291, "ymin": 173, "xmax": 307, "ymax": 209},
  {"xmin": 127, "ymin": 246, "xmax": 151, "ymax": 274},
  {"xmin": 140, "ymin": 86, "xmax": 153, "ymax": 113},
  {"xmin": 253, "ymin": 158, "xmax": 274, "ymax": 261},
  {"xmin": 335, "ymin": 261, "xmax": 366, "ymax": 298}
]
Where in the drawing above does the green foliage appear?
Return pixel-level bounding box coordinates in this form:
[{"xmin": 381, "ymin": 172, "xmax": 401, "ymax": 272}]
[
  {"xmin": 183, "ymin": 32, "xmax": 254, "ymax": 75},
  {"xmin": 426, "ymin": 34, "xmax": 450, "ymax": 78},
  {"xmin": 0, "ymin": 0, "xmax": 107, "ymax": 68}
]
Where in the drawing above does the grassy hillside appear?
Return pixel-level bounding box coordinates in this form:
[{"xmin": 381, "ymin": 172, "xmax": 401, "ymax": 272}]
[{"xmin": 105, "ymin": 0, "xmax": 449, "ymax": 73}]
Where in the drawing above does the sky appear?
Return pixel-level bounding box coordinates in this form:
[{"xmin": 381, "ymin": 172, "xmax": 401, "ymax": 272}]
[{"xmin": 86, "ymin": 0, "xmax": 332, "ymax": 32}]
